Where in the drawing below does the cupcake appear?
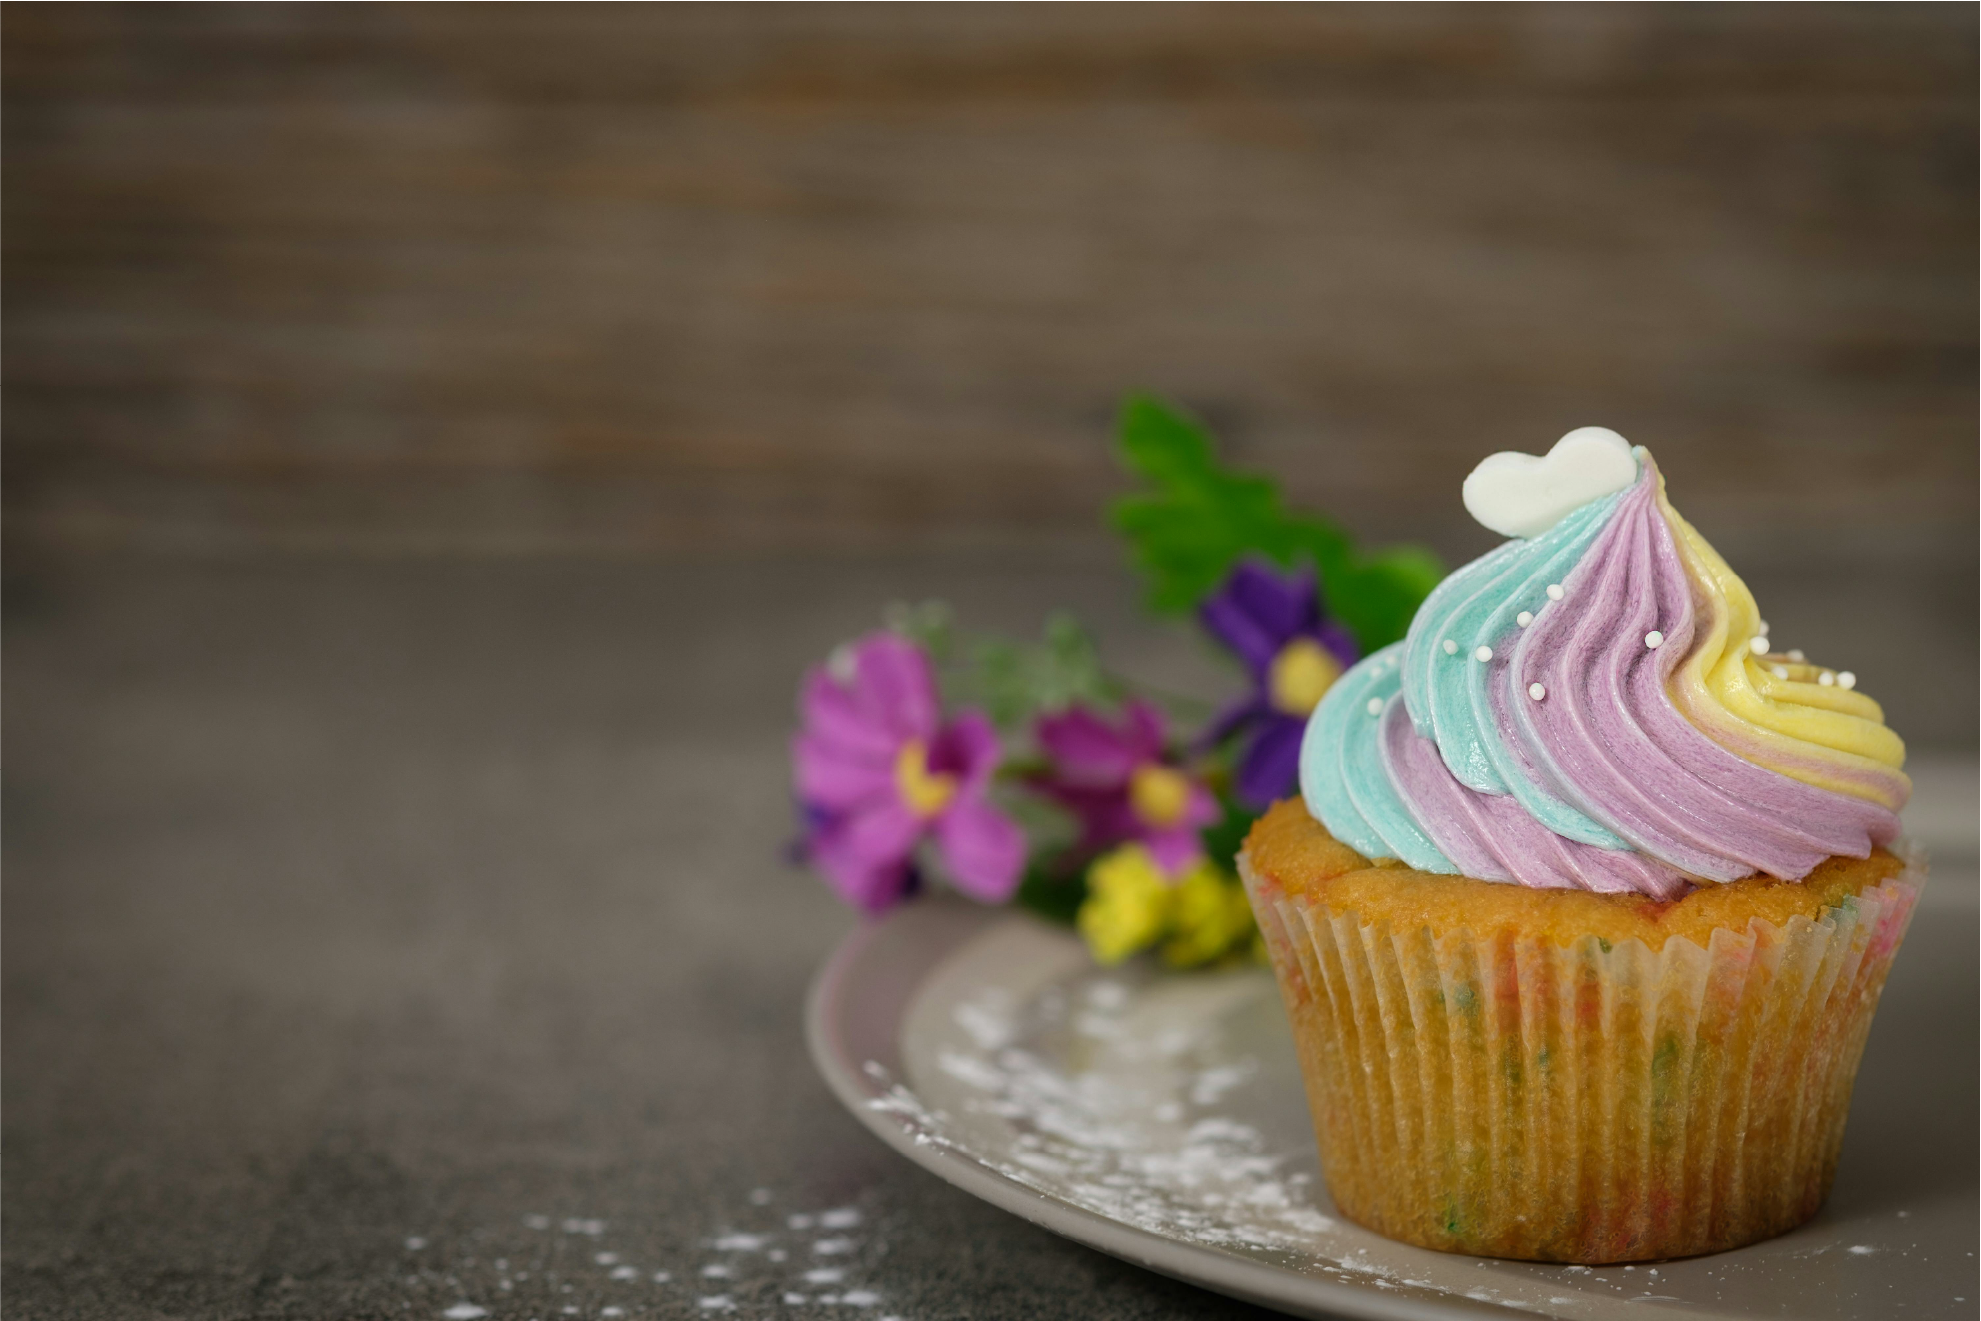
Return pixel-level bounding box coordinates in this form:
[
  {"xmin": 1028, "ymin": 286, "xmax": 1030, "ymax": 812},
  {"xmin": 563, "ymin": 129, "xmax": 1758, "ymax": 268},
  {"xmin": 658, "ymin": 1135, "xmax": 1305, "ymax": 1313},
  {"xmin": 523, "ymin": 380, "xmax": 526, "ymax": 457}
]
[{"xmin": 1239, "ymin": 428, "xmax": 1919, "ymax": 1264}]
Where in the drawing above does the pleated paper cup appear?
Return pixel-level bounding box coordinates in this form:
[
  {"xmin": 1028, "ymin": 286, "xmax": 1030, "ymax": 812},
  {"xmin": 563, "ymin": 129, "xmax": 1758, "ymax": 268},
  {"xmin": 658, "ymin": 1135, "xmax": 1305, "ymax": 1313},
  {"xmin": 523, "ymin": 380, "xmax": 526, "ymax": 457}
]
[{"xmin": 1239, "ymin": 849, "xmax": 1921, "ymax": 1263}]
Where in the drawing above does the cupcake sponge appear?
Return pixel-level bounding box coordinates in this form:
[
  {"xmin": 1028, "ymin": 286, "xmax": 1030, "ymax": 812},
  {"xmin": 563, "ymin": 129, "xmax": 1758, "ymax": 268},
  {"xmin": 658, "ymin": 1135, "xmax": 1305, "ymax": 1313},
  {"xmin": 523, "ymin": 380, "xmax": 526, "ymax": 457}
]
[{"xmin": 1242, "ymin": 799, "xmax": 1920, "ymax": 1262}]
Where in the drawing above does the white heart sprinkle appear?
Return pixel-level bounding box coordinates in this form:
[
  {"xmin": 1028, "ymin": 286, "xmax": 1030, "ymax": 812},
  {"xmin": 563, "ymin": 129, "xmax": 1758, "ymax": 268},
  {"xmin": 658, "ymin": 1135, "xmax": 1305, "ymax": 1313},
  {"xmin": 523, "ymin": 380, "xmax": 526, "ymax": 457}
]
[{"xmin": 1461, "ymin": 428, "xmax": 1639, "ymax": 539}]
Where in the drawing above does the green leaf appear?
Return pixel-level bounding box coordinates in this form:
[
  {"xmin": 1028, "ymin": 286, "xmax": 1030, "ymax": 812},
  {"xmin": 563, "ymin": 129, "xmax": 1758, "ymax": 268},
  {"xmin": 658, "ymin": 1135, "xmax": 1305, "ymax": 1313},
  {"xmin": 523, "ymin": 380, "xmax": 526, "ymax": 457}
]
[
  {"xmin": 1012, "ymin": 855, "xmax": 1087, "ymax": 926},
  {"xmin": 1110, "ymin": 393, "xmax": 1444, "ymax": 652},
  {"xmin": 960, "ymin": 612, "xmax": 1120, "ymax": 730},
  {"xmin": 1198, "ymin": 793, "xmax": 1261, "ymax": 872},
  {"xmin": 1321, "ymin": 544, "xmax": 1447, "ymax": 655}
]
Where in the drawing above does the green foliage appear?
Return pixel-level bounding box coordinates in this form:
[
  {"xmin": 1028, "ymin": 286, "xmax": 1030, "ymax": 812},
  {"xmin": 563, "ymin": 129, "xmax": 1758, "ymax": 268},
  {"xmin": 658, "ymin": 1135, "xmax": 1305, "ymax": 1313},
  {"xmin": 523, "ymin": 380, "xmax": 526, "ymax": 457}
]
[
  {"xmin": 1198, "ymin": 791, "xmax": 1260, "ymax": 873},
  {"xmin": 897, "ymin": 605, "xmax": 1122, "ymax": 731},
  {"xmin": 970, "ymin": 613, "xmax": 1119, "ymax": 729},
  {"xmin": 1012, "ymin": 854, "xmax": 1087, "ymax": 927},
  {"xmin": 1109, "ymin": 394, "xmax": 1445, "ymax": 652}
]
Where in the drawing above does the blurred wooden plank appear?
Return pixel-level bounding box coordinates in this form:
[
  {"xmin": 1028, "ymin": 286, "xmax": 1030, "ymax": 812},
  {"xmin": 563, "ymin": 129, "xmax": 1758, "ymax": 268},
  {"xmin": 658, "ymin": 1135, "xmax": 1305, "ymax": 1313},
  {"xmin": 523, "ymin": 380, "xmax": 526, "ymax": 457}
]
[{"xmin": 4, "ymin": 3, "xmax": 1974, "ymax": 565}]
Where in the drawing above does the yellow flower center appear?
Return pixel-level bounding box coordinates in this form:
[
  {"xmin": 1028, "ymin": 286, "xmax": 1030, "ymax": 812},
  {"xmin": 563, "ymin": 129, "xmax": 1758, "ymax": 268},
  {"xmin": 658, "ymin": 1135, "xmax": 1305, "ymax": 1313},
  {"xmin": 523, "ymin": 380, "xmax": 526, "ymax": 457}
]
[
  {"xmin": 1268, "ymin": 637, "xmax": 1342, "ymax": 716},
  {"xmin": 894, "ymin": 739, "xmax": 958, "ymax": 818},
  {"xmin": 1128, "ymin": 763, "xmax": 1193, "ymax": 829}
]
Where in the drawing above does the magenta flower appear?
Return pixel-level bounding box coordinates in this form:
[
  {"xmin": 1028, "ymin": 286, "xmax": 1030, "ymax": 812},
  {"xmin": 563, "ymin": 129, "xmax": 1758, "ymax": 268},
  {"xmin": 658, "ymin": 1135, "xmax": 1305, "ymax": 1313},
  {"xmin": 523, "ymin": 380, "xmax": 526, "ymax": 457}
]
[
  {"xmin": 793, "ymin": 633, "xmax": 1025, "ymax": 911},
  {"xmin": 1199, "ymin": 559, "xmax": 1359, "ymax": 809},
  {"xmin": 1031, "ymin": 699, "xmax": 1218, "ymax": 876}
]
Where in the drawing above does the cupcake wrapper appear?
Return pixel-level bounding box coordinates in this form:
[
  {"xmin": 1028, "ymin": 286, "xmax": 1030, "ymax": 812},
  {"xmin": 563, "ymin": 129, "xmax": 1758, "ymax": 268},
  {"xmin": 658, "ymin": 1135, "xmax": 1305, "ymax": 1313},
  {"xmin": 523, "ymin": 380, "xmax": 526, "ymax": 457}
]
[{"xmin": 1239, "ymin": 853, "xmax": 1921, "ymax": 1263}]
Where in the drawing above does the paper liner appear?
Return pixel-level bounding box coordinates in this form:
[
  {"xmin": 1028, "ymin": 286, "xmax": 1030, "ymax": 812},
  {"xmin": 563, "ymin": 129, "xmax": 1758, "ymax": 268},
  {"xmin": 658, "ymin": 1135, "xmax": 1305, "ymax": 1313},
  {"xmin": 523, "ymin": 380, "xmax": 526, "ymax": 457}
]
[{"xmin": 1238, "ymin": 852, "xmax": 1921, "ymax": 1263}]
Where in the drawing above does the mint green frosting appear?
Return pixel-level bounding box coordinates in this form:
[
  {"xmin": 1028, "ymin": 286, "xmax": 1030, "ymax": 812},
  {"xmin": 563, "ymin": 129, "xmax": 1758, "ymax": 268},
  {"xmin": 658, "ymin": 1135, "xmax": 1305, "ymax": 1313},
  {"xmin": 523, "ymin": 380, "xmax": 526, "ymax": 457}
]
[
  {"xmin": 1298, "ymin": 643, "xmax": 1456, "ymax": 873},
  {"xmin": 1400, "ymin": 489, "xmax": 1630, "ymax": 848}
]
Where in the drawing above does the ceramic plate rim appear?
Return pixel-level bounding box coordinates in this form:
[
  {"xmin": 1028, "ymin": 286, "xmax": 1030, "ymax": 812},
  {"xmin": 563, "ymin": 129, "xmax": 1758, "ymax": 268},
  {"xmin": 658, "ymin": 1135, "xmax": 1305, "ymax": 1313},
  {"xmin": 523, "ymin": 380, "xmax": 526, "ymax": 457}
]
[{"xmin": 806, "ymin": 896, "xmax": 1540, "ymax": 1321}]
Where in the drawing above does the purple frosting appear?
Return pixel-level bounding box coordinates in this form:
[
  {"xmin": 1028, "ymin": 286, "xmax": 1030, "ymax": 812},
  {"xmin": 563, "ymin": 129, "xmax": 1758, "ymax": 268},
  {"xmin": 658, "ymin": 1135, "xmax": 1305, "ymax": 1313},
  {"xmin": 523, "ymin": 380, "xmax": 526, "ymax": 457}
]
[{"xmin": 1369, "ymin": 460, "xmax": 1901, "ymax": 895}]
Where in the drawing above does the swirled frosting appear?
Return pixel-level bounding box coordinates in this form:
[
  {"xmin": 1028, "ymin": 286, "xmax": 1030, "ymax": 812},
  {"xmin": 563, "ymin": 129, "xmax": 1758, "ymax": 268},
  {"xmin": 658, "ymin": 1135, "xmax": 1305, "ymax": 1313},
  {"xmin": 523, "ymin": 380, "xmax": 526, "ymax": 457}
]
[{"xmin": 1301, "ymin": 444, "xmax": 1907, "ymax": 899}]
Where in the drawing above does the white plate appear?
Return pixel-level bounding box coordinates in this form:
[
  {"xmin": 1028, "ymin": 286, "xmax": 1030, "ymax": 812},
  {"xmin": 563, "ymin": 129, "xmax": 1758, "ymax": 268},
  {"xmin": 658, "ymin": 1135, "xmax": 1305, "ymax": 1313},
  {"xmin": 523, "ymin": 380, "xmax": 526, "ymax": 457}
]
[{"xmin": 807, "ymin": 887, "xmax": 1976, "ymax": 1320}]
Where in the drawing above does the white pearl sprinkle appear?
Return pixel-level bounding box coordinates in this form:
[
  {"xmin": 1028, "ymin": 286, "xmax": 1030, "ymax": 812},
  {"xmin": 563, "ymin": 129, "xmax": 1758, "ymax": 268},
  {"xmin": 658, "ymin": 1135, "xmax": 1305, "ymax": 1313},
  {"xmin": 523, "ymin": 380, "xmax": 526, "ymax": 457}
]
[
  {"xmin": 1545, "ymin": 583, "xmax": 1564, "ymax": 601},
  {"xmin": 1366, "ymin": 697, "xmax": 1383, "ymax": 716},
  {"xmin": 1474, "ymin": 646, "xmax": 1493, "ymax": 663},
  {"xmin": 1516, "ymin": 611, "xmax": 1533, "ymax": 628},
  {"xmin": 1528, "ymin": 682, "xmax": 1546, "ymax": 701},
  {"xmin": 1771, "ymin": 664, "xmax": 1788, "ymax": 679},
  {"xmin": 1749, "ymin": 636, "xmax": 1769, "ymax": 654},
  {"xmin": 1442, "ymin": 638, "xmax": 1457, "ymax": 655},
  {"xmin": 1644, "ymin": 630, "xmax": 1664, "ymax": 649},
  {"xmin": 1787, "ymin": 648, "xmax": 1805, "ymax": 662},
  {"xmin": 1837, "ymin": 671, "xmax": 1856, "ymax": 690},
  {"xmin": 1818, "ymin": 671, "xmax": 1835, "ymax": 686},
  {"xmin": 1757, "ymin": 619, "xmax": 1770, "ymax": 635}
]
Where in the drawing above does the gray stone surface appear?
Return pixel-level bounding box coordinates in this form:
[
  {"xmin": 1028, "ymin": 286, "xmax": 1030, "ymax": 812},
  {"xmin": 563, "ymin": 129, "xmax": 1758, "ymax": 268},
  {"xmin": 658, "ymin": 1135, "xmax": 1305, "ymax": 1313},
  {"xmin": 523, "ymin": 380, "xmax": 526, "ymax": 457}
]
[
  {"xmin": 4, "ymin": 552, "xmax": 1973, "ymax": 1321},
  {"xmin": 3, "ymin": 553, "xmax": 1287, "ymax": 1321}
]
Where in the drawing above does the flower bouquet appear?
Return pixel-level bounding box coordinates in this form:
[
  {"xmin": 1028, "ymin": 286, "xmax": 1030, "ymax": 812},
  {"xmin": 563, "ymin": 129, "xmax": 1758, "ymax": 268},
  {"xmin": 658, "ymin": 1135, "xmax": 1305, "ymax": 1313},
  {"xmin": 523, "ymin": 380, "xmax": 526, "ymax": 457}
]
[{"xmin": 789, "ymin": 397, "xmax": 1444, "ymax": 968}]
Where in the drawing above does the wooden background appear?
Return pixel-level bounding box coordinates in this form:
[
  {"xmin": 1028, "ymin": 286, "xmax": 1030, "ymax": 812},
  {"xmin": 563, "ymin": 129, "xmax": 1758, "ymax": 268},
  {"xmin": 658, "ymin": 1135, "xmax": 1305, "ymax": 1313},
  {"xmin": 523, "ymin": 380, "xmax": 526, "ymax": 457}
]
[{"xmin": 6, "ymin": 3, "xmax": 1975, "ymax": 563}]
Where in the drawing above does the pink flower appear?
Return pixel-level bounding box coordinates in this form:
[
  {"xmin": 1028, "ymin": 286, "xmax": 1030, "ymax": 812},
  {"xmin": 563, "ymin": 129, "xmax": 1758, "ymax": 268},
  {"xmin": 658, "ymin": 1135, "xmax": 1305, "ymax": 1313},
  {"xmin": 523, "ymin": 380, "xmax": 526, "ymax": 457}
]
[
  {"xmin": 1030, "ymin": 700, "xmax": 1218, "ymax": 876},
  {"xmin": 793, "ymin": 633, "xmax": 1025, "ymax": 911}
]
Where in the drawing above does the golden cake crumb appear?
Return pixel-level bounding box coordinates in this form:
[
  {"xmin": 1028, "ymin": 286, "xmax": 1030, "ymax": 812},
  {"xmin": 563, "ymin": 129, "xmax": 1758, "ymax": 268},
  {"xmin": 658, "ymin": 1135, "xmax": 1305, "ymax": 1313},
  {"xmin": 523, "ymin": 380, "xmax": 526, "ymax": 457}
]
[{"xmin": 1243, "ymin": 797, "xmax": 1906, "ymax": 953}]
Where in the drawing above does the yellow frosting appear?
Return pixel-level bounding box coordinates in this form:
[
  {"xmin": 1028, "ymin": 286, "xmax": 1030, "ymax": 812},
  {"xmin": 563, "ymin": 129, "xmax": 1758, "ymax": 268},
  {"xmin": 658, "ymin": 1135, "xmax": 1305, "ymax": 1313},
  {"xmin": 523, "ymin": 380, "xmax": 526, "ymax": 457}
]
[{"xmin": 1655, "ymin": 475, "xmax": 1908, "ymax": 811}]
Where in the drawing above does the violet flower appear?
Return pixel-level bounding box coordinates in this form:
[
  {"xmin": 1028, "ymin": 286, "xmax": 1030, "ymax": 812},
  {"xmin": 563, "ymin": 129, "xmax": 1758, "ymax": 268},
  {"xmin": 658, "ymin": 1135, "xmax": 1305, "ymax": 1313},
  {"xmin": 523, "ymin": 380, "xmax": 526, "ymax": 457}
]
[
  {"xmin": 793, "ymin": 633, "xmax": 1025, "ymax": 911},
  {"xmin": 1031, "ymin": 699, "xmax": 1218, "ymax": 876},
  {"xmin": 1199, "ymin": 560, "xmax": 1359, "ymax": 810}
]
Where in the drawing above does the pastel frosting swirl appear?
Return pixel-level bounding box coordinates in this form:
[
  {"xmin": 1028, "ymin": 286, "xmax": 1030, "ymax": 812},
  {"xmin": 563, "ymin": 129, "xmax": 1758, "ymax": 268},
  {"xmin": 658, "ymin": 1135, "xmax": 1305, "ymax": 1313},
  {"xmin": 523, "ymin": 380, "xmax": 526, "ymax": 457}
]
[{"xmin": 1300, "ymin": 448, "xmax": 1907, "ymax": 899}]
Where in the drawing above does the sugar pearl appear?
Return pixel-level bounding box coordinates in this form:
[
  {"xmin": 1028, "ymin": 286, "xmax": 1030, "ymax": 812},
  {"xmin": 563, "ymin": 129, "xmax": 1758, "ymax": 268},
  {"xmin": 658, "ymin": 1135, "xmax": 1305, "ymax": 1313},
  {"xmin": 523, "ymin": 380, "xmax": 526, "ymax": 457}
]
[
  {"xmin": 1442, "ymin": 639, "xmax": 1458, "ymax": 655},
  {"xmin": 1528, "ymin": 682, "xmax": 1546, "ymax": 700},
  {"xmin": 1758, "ymin": 619, "xmax": 1770, "ymax": 635},
  {"xmin": 1644, "ymin": 630, "xmax": 1663, "ymax": 649},
  {"xmin": 1474, "ymin": 645, "xmax": 1493, "ymax": 662},
  {"xmin": 1749, "ymin": 636, "xmax": 1769, "ymax": 654},
  {"xmin": 1771, "ymin": 664, "xmax": 1788, "ymax": 679},
  {"xmin": 1787, "ymin": 648, "xmax": 1805, "ymax": 662},
  {"xmin": 1545, "ymin": 583, "xmax": 1565, "ymax": 601},
  {"xmin": 1818, "ymin": 671, "xmax": 1835, "ymax": 686},
  {"xmin": 1837, "ymin": 671, "xmax": 1856, "ymax": 690},
  {"xmin": 1516, "ymin": 611, "xmax": 1533, "ymax": 627},
  {"xmin": 1366, "ymin": 697, "xmax": 1383, "ymax": 716}
]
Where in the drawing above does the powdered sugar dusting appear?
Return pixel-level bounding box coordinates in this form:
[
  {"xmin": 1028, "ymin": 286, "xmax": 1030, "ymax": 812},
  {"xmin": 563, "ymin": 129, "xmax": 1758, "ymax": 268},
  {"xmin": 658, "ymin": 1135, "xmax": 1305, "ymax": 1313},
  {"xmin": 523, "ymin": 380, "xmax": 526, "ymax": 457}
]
[{"xmin": 883, "ymin": 964, "xmax": 1358, "ymax": 1266}]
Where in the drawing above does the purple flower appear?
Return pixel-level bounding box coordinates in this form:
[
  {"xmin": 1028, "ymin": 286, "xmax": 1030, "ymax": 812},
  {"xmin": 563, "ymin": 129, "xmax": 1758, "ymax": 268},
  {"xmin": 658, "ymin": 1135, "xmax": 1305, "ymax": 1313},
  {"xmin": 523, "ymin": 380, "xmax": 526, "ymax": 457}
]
[
  {"xmin": 1031, "ymin": 700, "xmax": 1218, "ymax": 876},
  {"xmin": 793, "ymin": 633, "xmax": 1026, "ymax": 911},
  {"xmin": 1199, "ymin": 560, "xmax": 1359, "ymax": 810}
]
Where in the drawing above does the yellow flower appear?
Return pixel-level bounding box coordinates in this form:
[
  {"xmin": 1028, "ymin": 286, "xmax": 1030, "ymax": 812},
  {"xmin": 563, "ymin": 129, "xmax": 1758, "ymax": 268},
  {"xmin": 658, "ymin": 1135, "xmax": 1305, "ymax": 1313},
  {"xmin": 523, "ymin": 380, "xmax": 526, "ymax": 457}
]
[
  {"xmin": 1077, "ymin": 844, "xmax": 1174, "ymax": 965},
  {"xmin": 1160, "ymin": 861, "xmax": 1258, "ymax": 969}
]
